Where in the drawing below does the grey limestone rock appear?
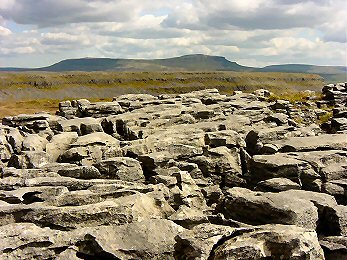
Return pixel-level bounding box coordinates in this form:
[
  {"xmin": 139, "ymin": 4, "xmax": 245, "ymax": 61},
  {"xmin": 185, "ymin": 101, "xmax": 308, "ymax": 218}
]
[
  {"xmin": 22, "ymin": 134, "xmax": 48, "ymax": 152},
  {"xmin": 93, "ymin": 157, "xmax": 145, "ymax": 182},
  {"xmin": 1, "ymin": 85, "xmax": 347, "ymax": 259},
  {"xmin": 57, "ymin": 165, "xmax": 101, "ymax": 179},
  {"xmin": 211, "ymin": 224, "xmax": 324, "ymax": 260},
  {"xmin": 223, "ymin": 187, "xmax": 319, "ymax": 229},
  {"xmin": 8, "ymin": 151, "xmax": 50, "ymax": 169},
  {"xmin": 320, "ymin": 236, "xmax": 347, "ymax": 260},
  {"xmin": 76, "ymin": 219, "xmax": 184, "ymax": 259},
  {"xmin": 255, "ymin": 177, "xmax": 301, "ymax": 192},
  {"xmin": 46, "ymin": 132, "xmax": 78, "ymax": 162}
]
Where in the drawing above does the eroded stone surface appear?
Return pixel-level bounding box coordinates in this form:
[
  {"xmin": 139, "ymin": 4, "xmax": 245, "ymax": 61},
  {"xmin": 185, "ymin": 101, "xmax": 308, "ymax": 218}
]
[{"xmin": 0, "ymin": 84, "xmax": 346, "ymax": 259}]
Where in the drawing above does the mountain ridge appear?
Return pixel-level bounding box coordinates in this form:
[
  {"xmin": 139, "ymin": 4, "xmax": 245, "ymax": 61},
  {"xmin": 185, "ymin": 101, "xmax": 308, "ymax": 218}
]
[{"xmin": 1, "ymin": 54, "xmax": 345, "ymax": 82}]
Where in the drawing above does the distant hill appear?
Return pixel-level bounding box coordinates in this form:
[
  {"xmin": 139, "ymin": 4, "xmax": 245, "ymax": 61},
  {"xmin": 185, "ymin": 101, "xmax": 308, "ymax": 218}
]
[
  {"xmin": 0, "ymin": 54, "xmax": 345, "ymax": 83},
  {"xmin": 30, "ymin": 54, "xmax": 253, "ymax": 72},
  {"xmin": 144, "ymin": 54, "xmax": 254, "ymax": 71},
  {"xmin": 257, "ymin": 64, "xmax": 346, "ymax": 82},
  {"xmin": 258, "ymin": 64, "xmax": 346, "ymax": 74}
]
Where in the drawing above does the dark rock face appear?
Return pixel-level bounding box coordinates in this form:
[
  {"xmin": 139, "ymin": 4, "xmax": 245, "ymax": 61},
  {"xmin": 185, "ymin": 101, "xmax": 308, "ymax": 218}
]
[
  {"xmin": 322, "ymin": 82, "xmax": 347, "ymax": 133},
  {"xmin": 0, "ymin": 85, "xmax": 346, "ymax": 259}
]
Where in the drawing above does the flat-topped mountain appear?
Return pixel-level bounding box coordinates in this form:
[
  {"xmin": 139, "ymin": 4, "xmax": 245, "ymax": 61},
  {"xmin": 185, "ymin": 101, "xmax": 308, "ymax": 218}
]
[
  {"xmin": 0, "ymin": 54, "xmax": 251, "ymax": 72},
  {"xmin": 1, "ymin": 54, "xmax": 345, "ymax": 82},
  {"xmin": 42, "ymin": 54, "xmax": 253, "ymax": 72}
]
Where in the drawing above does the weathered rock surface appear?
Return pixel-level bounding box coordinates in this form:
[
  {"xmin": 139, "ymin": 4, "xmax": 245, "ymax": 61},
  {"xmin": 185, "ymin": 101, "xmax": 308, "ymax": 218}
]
[
  {"xmin": 93, "ymin": 157, "xmax": 145, "ymax": 182},
  {"xmin": 223, "ymin": 187, "xmax": 319, "ymax": 229},
  {"xmin": 77, "ymin": 219, "xmax": 184, "ymax": 259},
  {"xmin": 0, "ymin": 84, "xmax": 346, "ymax": 259},
  {"xmin": 211, "ymin": 224, "xmax": 325, "ymax": 259}
]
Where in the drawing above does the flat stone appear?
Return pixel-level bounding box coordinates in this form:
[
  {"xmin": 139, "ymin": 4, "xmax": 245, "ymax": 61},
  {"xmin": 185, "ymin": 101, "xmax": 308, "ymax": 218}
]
[
  {"xmin": 93, "ymin": 157, "xmax": 145, "ymax": 182},
  {"xmin": 255, "ymin": 177, "xmax": 301, "ymax": 192},
  {"xmin": 211, "ymin": 224, "xmax": 324, "ymax": 259},
  {"xmin": 224, "ymin": 187, "xmax": 319, "ymax": 230},
  {"xmin": 76, "ymin": 219, "xmax": 184, "ymax": 259},
  {"xmin": 275, "ymin": 134, "xmax": 347, "ymax": 152}
]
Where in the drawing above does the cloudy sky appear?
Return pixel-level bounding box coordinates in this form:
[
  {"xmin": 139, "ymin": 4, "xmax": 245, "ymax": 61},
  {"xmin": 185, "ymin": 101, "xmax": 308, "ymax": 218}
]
[{"xmin": 0, "ymin": 0, "xmax": 346, "ymax": 68}]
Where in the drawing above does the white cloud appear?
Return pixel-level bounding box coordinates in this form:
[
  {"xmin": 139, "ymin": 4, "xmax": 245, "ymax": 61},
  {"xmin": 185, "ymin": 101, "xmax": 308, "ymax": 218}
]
[
  {"xmin": 0, "ymin": 0, "xmax": 345, "ymax": 67},
  {"xmin": 0, "ymin": 0, "xmax": 135, "ymax": 27},
  {"xmin": 0, "ymin": 46, "xmax": 35, "ymax": 55},
  {"xmin": 253, "ymin": 36, "xmax": 346, "ymax": 65},
  {"xmin": 0, "ymin": 0, "xmax": 182, "ymax": 27},
  {"xmin": 0, "ymin": 25, "xmax": 11, "ymax": 36},
  {"xmin": 41, "ymin": 32, "xmax": 91, "ymax": 46},
  {"xmin": 0, "ymin": 0, "xmax": 15, "ymax": 9},
  {"xmin": 163, "ymin": 0, "xmax": 346, "ymax": 42}
]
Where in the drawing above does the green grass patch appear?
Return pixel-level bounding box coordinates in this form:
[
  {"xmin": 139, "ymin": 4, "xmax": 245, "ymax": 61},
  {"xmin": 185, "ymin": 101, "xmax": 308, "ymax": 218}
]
[
  {"xmin": 267, "ymin": 91, "xmax": 319, "ymax": 104},
  {"xmin": 318, "ymin": 111, "xmax": 334, "ymax": 124}
]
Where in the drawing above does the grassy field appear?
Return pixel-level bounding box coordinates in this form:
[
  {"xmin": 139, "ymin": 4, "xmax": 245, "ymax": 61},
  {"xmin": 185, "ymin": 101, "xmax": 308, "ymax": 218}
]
[
  {"xmin": 0, "ymin": 98, "xmax": 112, "ymax": 118},
  {"xmin": 0, "ymin": 71, "xmax": 326, "ymax": 118}
]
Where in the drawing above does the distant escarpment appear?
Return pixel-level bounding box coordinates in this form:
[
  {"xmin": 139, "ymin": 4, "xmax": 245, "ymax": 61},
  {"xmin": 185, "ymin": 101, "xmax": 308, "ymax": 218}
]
[
  {"xmin": 1, "ymin": 54, "xmax": 345, "ymax": 82},
  {"xmin": 0, "ymin": 82, "xmax": 346, "ymax": 259}
]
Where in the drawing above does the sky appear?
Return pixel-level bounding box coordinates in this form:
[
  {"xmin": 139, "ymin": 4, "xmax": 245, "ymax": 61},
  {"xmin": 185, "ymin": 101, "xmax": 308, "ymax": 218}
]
[{"xmin": 0, "ymin": 0, "xmax": 346, "ymax": 68}]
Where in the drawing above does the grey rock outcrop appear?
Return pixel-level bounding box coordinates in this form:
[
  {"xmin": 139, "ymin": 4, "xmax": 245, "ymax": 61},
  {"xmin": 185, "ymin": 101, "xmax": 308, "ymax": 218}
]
[
  {"xmin": 0, "ymin": 84, "xmax": 346, "ymax": 259},
  {"xmin": 211, "ymin": 224, "xmax": 324, "ymax": 259}
]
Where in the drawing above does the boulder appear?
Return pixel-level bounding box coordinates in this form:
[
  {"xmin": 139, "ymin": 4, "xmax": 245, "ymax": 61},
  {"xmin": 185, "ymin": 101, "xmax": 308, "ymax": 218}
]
[
  {"xmin": 321, "ymin": 163, "xmax": 347, "ymax": 181},
  {"xmin": 20, "ymin": 176, "xmax": 137, "ymax": 191},
  {"xmin": 76, "ymin": 219, "xmax": 184, "ymax": 259},
  {"xmin": 79, "ymin": 101, "xmax": 123, "ymax": 117},
  {"xmin": 255, "ymin": 177, "xmax": 301, "ymax": 192},
  {"xmin": 0, "ymin": 223, "xmax": 59, "ymax": 259},
  {"xmin": 46, "ymin": 132, "xmax": 78, "ymax": 162},
  {"xmin": 20, "ymin": 193, "xmax": 174, "ymax": 229},
  {"xmin": 253, "ymin": 89, "xmax": 271, "ymax": 99},
  {"xmin": 0, "ymin": 135, "xmax": 12, "ymax": 161},
  {"xmin": 22, "ymin": 134, "xmax": 48, "ymax": 152},
  {"xmin": 223, "ymin": 187, "xmax": 319, "ymax": 229},
  {"xmin": 211, "ymin": 224, "xmax": 324, "ymax": 260},
  {"xmin": 204, "ymin": 130, "xmax": 243, "ymax": 148},
  {"xmin": 2, "ymin": 113, "xmax": 51, "ymax": 131},
  {"xmin": 320, "ymin": 236, "xmax": 347, "ymax": 260},
  {"xmin": 191, "ymin": 147, "xmax": 243, "ymax": 187},
  {"xmin": 174, "ymin": 223, "xmax": 238, "ymax": 259},
  {"xmin": 58, "ymin": 100, "xmax": 77, "ymax": 118},
  {"xmin": 8, "ymin": 151, "xmax": 50, "ymax": 169},
  {"xmin": 248, "ymin": 153, "xmax": 309, "ymax": 186},
  {"xmin": 323, "ymin": 179, "xmax": 347, "ymax": 205},
  {"xmin": 114, "ymin": 93, "xmax": 157, "ymax": 107},
  {"xmin": 172, "ymin": 171, "xmax": 207, "ymax": 210},
  {"xmin": 325, "ymin": 205, "xmax": 347, "ymax": 236},
  {"xmin": 80, "ymin": 121, "xmax": 103, "ymax": 135},
  {"xmin": 275, "ymin": 134, "xmax": 347, "ymax": 152},
  {"xmin": 60, "ymin": 132, "xmax": 122, "ymax": 165},
  {"xmin": 331, "ymin": 118, "xmax": 347, "ymax": 132},
  {"xmin": 270, "ymin": 100, "xmax": 290, "ymax": 110},
  {"xmin": 0, "ymin": 186, "xmax": 68, "ymax": 204},
  {"xmin": 56, "ymin": 117, "xmax": 101, "ymax": 135},
  {"xmin": 71, "ymin": 132, "xmax": 120, "ymax": 147},
  {"xmin": 265, "ymin": 112, "xmax": 289, "ymax": 125},
  {"xmin": 93, "ymin": 157, "xmax": 145, "ymax": 182},
  {"xmin": 6, "ymin": 128, "xmax": 24, "ymax": 154},
  {"xmin": 245, "ymin": 127, "xmax": 295, "ymax": 155},
  {"xmin": 57, "ymin": 165, "xmax": 101, "ymax": 179},
  {"xmin": 168, "ymin": 205, "xmax": 208, "ymax": 228}
]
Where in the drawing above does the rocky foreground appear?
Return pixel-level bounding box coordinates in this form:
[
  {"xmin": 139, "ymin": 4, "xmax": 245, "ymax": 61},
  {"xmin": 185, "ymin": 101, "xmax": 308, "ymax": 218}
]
[{"xmin": 0, "ymin": 83, "xmax": 346, "ymax": 259}]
